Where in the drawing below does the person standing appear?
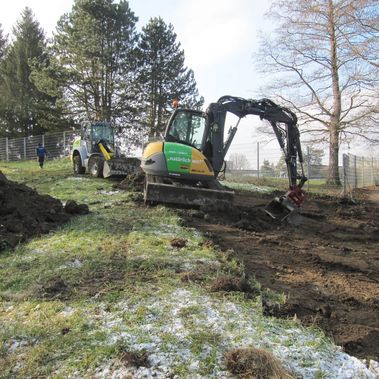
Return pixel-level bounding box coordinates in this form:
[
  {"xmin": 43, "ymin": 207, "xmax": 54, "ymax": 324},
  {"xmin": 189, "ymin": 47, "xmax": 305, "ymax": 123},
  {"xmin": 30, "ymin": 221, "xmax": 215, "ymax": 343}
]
[{"xmin": 36, "ymin": 143, "xmax": 47, "ymax": 168}]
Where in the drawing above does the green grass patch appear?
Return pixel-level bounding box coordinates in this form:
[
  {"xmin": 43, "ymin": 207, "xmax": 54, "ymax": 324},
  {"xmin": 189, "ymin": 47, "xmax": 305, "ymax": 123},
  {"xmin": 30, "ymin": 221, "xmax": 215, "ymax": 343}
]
[{"xmin": 0, "ymin": 159, "xmax": 368, "ymax": 378}]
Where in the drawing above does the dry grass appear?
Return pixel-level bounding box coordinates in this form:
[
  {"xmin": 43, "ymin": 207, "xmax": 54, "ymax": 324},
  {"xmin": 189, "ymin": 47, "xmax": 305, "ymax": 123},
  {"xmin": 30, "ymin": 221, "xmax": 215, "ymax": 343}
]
[{"xmin": 224, "ymin": 347, "xmax": 293, "ymax": 379}]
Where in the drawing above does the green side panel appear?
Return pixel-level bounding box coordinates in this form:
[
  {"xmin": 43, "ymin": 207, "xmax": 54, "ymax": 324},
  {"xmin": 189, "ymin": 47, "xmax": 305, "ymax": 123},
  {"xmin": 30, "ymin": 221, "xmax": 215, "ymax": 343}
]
[{"xmin": 164, "ymin": 142, "xmax": 192, "ymax": 174}]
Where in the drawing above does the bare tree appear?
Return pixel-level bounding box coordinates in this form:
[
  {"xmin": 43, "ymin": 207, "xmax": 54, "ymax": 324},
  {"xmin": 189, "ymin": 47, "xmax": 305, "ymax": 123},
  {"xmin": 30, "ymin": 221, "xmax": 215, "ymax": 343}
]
[
  {"xmin": 258, "ymin": 0, "xmax": 379, "ymax": 184},
  {"xmin": 229, "ymin": 153, "xmax": 250, "ymax": 170}
]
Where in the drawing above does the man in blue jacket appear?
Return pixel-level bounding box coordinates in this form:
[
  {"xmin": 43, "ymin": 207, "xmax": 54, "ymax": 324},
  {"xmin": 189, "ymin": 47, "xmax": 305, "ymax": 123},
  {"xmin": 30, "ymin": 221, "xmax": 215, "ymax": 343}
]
[{"xmin": 36, "ymin": 143, "xmax": 47, "ymax": 168}]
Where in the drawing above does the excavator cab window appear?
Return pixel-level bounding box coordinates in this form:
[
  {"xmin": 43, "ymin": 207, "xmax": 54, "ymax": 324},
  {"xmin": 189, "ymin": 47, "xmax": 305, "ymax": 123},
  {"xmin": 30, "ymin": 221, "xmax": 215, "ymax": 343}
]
[{"xmin": 166, "ymin": 110, "xmax": 206, "ymax": 150}]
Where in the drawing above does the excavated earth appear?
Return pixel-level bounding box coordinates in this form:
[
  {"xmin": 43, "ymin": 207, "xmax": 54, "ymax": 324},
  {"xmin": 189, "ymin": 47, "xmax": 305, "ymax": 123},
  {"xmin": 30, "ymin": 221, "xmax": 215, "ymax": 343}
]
[
  {"xmin": 178, "ymin": 187, "xmax": 379, "ymax": 361},
  {"xmin": 0, "ymin": 171, "xmax": 88, "ymax": 251}
]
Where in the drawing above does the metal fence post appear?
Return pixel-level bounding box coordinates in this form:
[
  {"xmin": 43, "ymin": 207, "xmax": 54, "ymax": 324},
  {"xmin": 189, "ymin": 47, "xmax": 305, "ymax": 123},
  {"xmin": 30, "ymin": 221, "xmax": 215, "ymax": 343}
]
[
  {"xmin": 343, "ymin": 154, "xmax": 347, "ymax": 196},
  {"xmin": 354, "ymin": 155, "xmax": 357, "ymax": 189},
  {"xmin": 362, "ymin": 159, "xmax": 365, "ymax": 187},
  {"xmin": 371, "ymin": 158, "xmax": 374, "ymax": 186},
  {"xmin": 257, "ymin": 141, "xmax": 260, "ymax": 181},
  {"xmin": 23, "ymin": 138, "xmax": 27, "ymax": 159},
  {"xmin": 5, "ymin": 137, "xmax": 9, "ymax": 161}
]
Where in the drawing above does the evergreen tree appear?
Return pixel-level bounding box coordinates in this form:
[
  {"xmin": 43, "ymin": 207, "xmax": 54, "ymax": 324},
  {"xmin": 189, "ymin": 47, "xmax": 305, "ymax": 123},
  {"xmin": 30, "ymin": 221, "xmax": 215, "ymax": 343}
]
[
  {"xmin": 0, "ymin": 24, "xmax": 9, "ymax": 136},
  {"xmin": 52, "ymin": 0, "xmax": 138, "ymax": 121},
  {"xmin": 136, "ymin": 17, "xmax": 203, "ymax": 137},
  {"xmin": 0, "ymin": 8, "xmax": 65, "ymax": 136}
]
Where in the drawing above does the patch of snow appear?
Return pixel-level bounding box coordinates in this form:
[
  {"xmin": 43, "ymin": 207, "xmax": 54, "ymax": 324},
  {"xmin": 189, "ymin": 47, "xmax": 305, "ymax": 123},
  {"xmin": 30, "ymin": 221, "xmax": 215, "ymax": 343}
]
[
  {"xmin": 66, "ymin": 177, "xmax": 91, "ymax": 181},
  {"xmin": 58, "ymin": 259, "xmax": 83, "ymax": 270},
  {"xmin": 97, "ymin": 190, "xmax": 120, "ymax": 196},
  {"xmin": 60, "ymin": 307, "xmax": 76, "ymax": 317},
  {"xmin": 87, "ymin": 288, "xmax": 378, "ymax": 379}
]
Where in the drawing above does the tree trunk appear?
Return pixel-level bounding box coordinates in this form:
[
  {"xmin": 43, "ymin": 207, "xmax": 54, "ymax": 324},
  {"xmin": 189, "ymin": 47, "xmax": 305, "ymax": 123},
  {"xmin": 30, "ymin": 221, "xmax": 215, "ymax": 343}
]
[
  {"xmin": 327, "ymin": 127, "xmax": 341, "ymax": 185},
  {"xmin": 327, "ymin": 0, "xmax": 342, "ymax": 186}
]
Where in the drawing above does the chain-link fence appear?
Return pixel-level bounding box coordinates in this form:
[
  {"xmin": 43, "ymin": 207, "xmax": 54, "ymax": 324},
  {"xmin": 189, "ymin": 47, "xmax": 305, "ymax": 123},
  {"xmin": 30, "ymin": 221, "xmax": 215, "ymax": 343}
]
[
  {"xmin": 225, "ymin": 142, "xmax": 379, "ymax": 195},
  {"xmin": 0, "ymin": 131, "xmax": 77, "ymax": 162},
  {"xmin": 343, "ymin": 153, "xmax": 379, "ymax": 194}
]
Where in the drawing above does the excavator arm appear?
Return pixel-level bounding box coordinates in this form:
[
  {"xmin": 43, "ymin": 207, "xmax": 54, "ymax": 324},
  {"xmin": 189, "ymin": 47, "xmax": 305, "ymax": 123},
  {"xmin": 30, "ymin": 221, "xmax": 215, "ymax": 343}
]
[{"xmin": 205, "ymin": 96, "xmax": 307, "ymax": 218}]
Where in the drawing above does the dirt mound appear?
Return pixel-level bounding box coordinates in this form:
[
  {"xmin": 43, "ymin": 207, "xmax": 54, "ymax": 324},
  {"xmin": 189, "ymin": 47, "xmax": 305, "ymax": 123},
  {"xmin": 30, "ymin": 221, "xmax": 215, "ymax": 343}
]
[
  {"xmin": 179, "ymin": 188, "xmax": 379, "ymax": 361},
  {"xmin": 116, "ymin": 171, "xmax": 145, "ymax": 192},
  {"xmin": 224, "ymin": 347, "xmax": 292, "ymax": 379},
  {"xmin": 0, "ymin": 171, "xmax": 83, "ymax": 251}
]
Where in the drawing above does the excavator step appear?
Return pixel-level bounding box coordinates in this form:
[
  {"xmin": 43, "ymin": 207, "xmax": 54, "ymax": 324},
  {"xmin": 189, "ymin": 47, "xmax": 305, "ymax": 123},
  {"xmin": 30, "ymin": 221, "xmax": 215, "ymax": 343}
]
[{"xmin": 144, "ymin": 177, "xmax": 234, "ymax": 207}]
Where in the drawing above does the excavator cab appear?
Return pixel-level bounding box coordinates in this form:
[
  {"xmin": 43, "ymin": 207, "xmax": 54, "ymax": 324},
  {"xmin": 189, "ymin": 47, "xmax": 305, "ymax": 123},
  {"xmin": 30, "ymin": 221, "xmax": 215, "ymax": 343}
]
[{"xmin": 165, "ymin": 109, "xmax": 207, "ymax": 150}]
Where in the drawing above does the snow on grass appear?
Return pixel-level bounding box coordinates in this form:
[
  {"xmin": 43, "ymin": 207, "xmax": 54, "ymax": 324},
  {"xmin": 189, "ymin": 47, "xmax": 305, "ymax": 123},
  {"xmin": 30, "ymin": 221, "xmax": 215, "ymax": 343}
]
[{"xmin": 84, "ymin": 288, "xmax": 377, "ymax": 379}]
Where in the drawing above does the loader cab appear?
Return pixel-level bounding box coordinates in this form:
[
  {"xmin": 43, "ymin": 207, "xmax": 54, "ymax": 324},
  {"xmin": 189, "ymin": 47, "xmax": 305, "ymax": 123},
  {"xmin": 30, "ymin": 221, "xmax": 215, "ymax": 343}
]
[
  {"xmin": 165, "ymin": 109, "xmax": 207, "ymax": 151},
  {"xmin": 81, "ymin": 121, "xmax": 115, "ymax": 153}
]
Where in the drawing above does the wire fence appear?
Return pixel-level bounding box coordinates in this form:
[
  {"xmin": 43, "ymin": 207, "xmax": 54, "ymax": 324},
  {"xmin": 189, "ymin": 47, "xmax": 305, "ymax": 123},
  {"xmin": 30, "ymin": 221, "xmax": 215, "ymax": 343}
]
[
  {"xmin": 343, "ymin": 154, "xmax": 379, "ymax": 194},
  {"xmin": 0, "ymin": 131, "xmax": 77, "ymax": 162},
  {"xmin": 226, "ymin": 142, "xmax": 379, "ymax": 196},
  {"xmin": 1, "ymin": 132, "xmax": 378, "ymax": 197}
]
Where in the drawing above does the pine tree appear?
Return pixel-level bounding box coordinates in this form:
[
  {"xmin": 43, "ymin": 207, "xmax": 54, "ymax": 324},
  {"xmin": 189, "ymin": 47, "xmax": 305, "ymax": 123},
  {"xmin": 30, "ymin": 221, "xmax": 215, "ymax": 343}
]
[
  {"xmin": 136, "ymin": 17, "xmax": 203, "ymax": 137},
  {"xmin": 0, "ymin": 24, "xmax": 9, "ymax": 136},
  {"xmin": 0, "ymin": 8, "xmax": 65, "ymax": 136},
  {"xmin": 52, "ymin": 0, "xmax": 138, "ymax": 121}
]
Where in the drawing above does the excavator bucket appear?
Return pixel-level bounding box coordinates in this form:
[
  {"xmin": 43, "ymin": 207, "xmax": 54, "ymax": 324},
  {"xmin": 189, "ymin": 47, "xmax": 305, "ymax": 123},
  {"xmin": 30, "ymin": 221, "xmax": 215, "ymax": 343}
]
[
  {"xmin": 265, "ymin": 186, "xmax": 305, "ymax": 221},
  {"xmin": 103, "ymin": 157, "xmax": 141, "ymax": 178},
  {"xmin": 264, "ymin": 196, "xmax": 296, "ymax": 221}
]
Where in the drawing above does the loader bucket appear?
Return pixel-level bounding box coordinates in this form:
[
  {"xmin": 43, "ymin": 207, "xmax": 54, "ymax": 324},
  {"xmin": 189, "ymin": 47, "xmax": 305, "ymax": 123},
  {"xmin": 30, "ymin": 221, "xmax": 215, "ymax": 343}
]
[
  {"xmin": 103, "ymin": 157, "xmax": 141, "ymax": 178},
  {"xmin": 264, "ymin": 196, "xmax": 296, "ymax": 221}
]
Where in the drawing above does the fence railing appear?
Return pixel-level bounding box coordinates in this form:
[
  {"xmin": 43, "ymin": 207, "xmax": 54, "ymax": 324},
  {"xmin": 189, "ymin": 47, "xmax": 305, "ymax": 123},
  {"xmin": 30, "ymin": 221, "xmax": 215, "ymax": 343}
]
[{"xmin": 0, "ymin": 131, "xmax": 77, "ymax": 162}]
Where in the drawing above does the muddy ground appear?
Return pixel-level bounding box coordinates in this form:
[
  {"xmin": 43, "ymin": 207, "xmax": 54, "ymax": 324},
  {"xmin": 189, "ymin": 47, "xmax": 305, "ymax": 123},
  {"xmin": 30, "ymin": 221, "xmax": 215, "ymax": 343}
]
[
  {"xmin": 179, "ymin": 187, "xmax": 379, "ymax": 361},
  {"xmin": 0, "ymin": 171, "xmax": 88, "ymax": 251}
]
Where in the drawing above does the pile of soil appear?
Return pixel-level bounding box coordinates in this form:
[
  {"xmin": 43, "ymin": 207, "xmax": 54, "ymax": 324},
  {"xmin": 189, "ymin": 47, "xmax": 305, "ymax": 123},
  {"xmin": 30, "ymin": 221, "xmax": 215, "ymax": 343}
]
[
  {"xmin": 0, "ymin": 171, "xmax": 88, "ymax": 251},
  {"xmin": 179, "ymin": 187, "xmax": 379, "ymax": 361},
  {"xmin": 116, "ymin": 171, "xmax": 145, "ymax": 192}
]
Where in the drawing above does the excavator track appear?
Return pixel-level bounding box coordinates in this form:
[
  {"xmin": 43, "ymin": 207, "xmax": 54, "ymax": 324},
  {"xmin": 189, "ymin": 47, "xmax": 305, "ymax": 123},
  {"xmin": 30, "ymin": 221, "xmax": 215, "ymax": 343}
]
[{"xmin": 144, "ymin": 174, "xmax": 234, "ymax": 207}]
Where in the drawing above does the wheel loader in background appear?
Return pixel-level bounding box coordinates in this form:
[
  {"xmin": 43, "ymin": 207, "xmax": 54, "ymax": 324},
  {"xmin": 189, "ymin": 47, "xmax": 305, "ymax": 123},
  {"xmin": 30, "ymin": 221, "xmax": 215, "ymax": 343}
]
[
  {"xmin": 141, "ymin": 95, "xmax": 307, "ymax": 220},
  {"xmin": 71, "ymin": 121, "xmax": 140, "ymax": 178}
]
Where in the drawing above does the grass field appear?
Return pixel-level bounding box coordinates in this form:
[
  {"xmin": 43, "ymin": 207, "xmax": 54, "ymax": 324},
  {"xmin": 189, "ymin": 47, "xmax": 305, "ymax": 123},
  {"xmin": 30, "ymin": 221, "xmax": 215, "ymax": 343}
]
[{"xmin": 0, "ymin": 159, "xmax": 376, "ymax": 378}]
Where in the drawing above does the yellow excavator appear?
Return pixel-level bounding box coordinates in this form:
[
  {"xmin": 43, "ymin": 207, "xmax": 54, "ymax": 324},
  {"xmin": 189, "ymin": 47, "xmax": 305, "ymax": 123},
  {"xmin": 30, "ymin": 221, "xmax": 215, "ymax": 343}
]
[{"xmin": 140, "ymin": 96, "xmax": 307, "ymax": 220}]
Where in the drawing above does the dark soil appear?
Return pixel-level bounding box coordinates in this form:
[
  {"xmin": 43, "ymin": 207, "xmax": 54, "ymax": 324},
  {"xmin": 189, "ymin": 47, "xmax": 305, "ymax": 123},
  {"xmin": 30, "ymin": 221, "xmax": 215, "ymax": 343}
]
[
  {"xmin": 0, "ymin": 171, "xmax": 86, "ymax": 251},
  {"xmin": 179, "ymin": 187, "xmax": 379, "ymax": 361}
]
